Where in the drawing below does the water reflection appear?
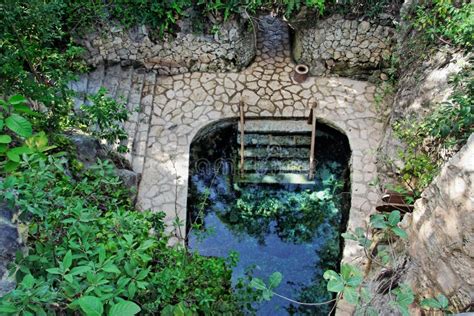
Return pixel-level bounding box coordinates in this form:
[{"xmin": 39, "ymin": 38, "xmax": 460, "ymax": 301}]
[{"xmin": 187, "ymin": 121, "xmax": 350, "ymax": 315}]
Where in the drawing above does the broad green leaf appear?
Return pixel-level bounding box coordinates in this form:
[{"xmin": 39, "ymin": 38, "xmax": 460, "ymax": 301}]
[
  {"xmin": 161, "ymin": 305, "xmax": 175, "ymax": 316},
  {"xmin": 64, "ymin": 274, "xmax": 74, "ymax": 283},
  {"xmin": 102, "ymin": 264, "xmax": 121, "ymax": 274},
  {"xmin": 109, "ymin": 301, "xmax": 141, "ymax": 316},
  {"xmin": 343, "ymin": 286, "xmax": 360, "ymax": 305},
  {"xmin": 370, "ymin": 214, "xmax": 387, "ymax": 229},
  {"xmin": 341, "ymin": 264, "xmax": 353, "ymax": 280},
  {"xmin": 136, "ymin": 268, "xmax": 149, "ymax": 280},
  {"xmin": 46, "ymin": 268, "xmax": 62, "ymax": 275},
  {"xmin": 6, "ymin": 146, "xmax": 32, "ymax": 162},
  {"xmin": 394, "ymin": 285, "xmax": 415, "ymax": 307},
  {"xmin": 391, "ymin": 226, "xmax": 408, "ymax": 239},
  {"xmin": 128, "ymin": 282, "xmax": 137, "ymax": 298},
  {"xmin": 5, "ymin": 114, "xmax": 32, "ymax": 138},
  {"xmin": 388, "ymin": 211, "xmax": 401, "ymax": 226},
  {"xmin": 262, "ymin": 289, "xmax": 273, "ymax": 301},
  {"xmin": 0, "ymin": 119, "xmax": 4, "ymax": 130},
  {"xmin": 12, "ymin": 104, "xmax": 35, "ymax": 115},
  {"xmin": 75, "ymin": 296, "xmax": 103, "ymax": 316},
  {"xmin": 0, "ymin": 135, "xmax": 11, "ymax": 144},
  {"xmin": 326, "ymin": 277, "xmax": 344, "ymax": 293},
  {"xmin": 420, "ymin": 298, "xmax": 442, "ymax": 309},
  {"xmin": 8, "ymin": 95, "xmax": 27, "ymax": 105},
  {"xmin": 436, "ymin": 294, "xmax": 449, "ymax": 308},
  {"xmin": 0, "ymin": 305, "xmax": 18, "ymax": 313},
  {"xmin": 268, "ymin": 272, "xmax": 282, "ymax": 290},
  {"xmin": 346, "ymin": 274, "xmax": 363, "ymax": 287},
  {"xmin": 70, "ymin": 266, "xmax": 91, "ymax": 275},
  {"xmin": 138, "ymin": 239, "xmax": 155, "ymax": 251},
  {"xmin": 98, "ymin": 246, "xmax": 106, "ymax": 264},
  {"xmin": 173, "ymin": 302, "xmax": 192, "ymax": 316},
  {"xmin": 322, "ymin": 270, "xmax": 339, "ymax": 280},
  {"xmin": 250, "ymin": 278, "xmax": 267, "ymax": 291},
  {"xmin": 3, "ymin": 160, "xmax": 19, "ymax": 172},
  {"xmin": 20, "ymin": 274, "xmax": 35, "ymax": 289},
  {"xmin": 341, "ymin": 232, "xmax": 357, "ymax": 241},
  {"xmin": 63, "ymin": 250, "xmax": 73, "ymax": 271}
]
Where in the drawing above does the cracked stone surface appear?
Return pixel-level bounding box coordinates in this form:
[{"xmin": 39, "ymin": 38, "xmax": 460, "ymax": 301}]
[{"xmin": 73, "ymin": 15, "xmax": 387, "ymax": 281}]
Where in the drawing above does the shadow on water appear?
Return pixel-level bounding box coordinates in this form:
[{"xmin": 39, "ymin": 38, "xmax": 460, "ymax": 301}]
[{"xmin": 186, "ymin": 119, "xmax": 351, "ymax": 315}]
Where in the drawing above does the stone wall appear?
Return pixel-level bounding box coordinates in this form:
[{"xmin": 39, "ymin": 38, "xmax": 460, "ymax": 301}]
[
  {"xmin": 0, "ymin": 202, "xmax": 22, "ymax": 297},
  {"xmin": 292, "ymin": 14, "xmax": 395, "ymax": 79},
  {"xmin": 402, "ymin": 134, "xmax": 474, "ymax": 311},
  {"xmin": 77, "ymin": 17, "xmax": 256, "ymax": 75}
]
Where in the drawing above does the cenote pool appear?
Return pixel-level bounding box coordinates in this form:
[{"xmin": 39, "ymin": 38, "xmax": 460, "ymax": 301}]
[{"xmin": 187, "ymin": 119, "xmax": 351, "ymax": 315}]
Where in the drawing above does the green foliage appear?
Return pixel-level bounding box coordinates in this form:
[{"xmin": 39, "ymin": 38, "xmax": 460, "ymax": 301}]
[
  {"xmin": 108, "ymin": 0, "xmax": 190, "ymax": 37},
  {"xmin": 393, "ymin": 67, "xmax": 473, "ymax": 196},
  {"xmin": 414, "ymin": 0, "xmax": 473, "ymax": 48},
  {"xmin": 323, "ymin": 264, "xmax": 363, "ymax": 305},
  {"xmin": 330, "ymin": 0, "xmax": 401, "ymax": 18},
  {"xmin": 0, "ymin": 156, "xmax": 241, "ymax": 315},
  {"xmin": 421, "ymin": 293, "xmax": 450, "ymax": 312},
  {"xmin": 370, "ymin": 210, "xmax": 408, "ymax": 239},
  {"xmin": 0, "ymin": 0, "xmax": 86, "ymax": 130},
  {"xmin": 197, "ymin": 0, "xmax": 241, "ymax": 22},
  {"xmin": 0, "ymin": 95, "xmax": 56, "ymax": 172},
  {"xmin": 78, "ymin": 88, "xmax": 130, "ymax": 153},
  {"xmin": 250, "ymin": 272, "xmax": 283, "ymax": 301},
  {"xmin": 246, "ymin": 0, "xmax": 326, "ymax": 17},
  {"xmin": 389, "ymin": 284, "xmax": 415, "ymax": 316},
  {"xmin": 342, "ymin": 227, "xmax": 372, "ymax": 249},
  {"xmin": 220, "ymin": 163, "xmax": 343, "ymax": 243}
]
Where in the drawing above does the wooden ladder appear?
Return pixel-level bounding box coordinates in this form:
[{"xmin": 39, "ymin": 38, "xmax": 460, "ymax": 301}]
[
  {"xmin": 308, "ymin": 100, "xmax": 318, "ymax": 180},
  {"xmin": 239, "ymin": 99, "xmax": 245, "ymax": 177}
]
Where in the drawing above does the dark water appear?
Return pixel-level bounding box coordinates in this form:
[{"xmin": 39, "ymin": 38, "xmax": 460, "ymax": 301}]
[{"xmin": 187, "ymin": 120, "xmax": 351, "ymax": 315}]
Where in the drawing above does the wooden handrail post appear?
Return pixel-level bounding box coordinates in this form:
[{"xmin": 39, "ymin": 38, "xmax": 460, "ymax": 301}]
[
  {"xmin": 308, "ymin": 101, "xmax": 318, "ymax": 180},
  {"xmin": 239, "ymin": 100, "xmax": 245, "ymax": 177}
]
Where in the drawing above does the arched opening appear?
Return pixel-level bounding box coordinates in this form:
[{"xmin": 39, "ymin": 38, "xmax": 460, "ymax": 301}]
[{"xmin": 186, "ymin": 118, "xmax": 351, "ymax": 314}]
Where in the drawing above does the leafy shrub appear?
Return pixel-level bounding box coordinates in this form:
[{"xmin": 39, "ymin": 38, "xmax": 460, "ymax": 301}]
[
  {"xmin": 0, "ymin": 0, "xmax": 86, "ymax": 130},
  {"xmin": 0, "ymin": 95, "xmax": 56, "ymax": 172},
  {"xmin": 414, "ymin": 0, "xmax": 473, "ymax": 48},
  {"xmin": 78, "ymin": 88, "xmax": 130, "ymax": 153},
  {"xmin": 0, "ymin": 156, "xmax": 242, "ymax": 315},
  {"xmin": 392, "ymin": 67, "xmax": 473, "ymax": 195}
]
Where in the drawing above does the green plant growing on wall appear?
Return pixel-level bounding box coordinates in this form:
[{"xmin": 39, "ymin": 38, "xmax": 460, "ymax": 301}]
[
  {"xmin": 421, "ymin": 293, "xmax": 450, "ymax": 313},
  {"xmin": 369, "ymin": 210, "xmax": 408, "ymax": 239},
  {"xmin": 0, "ymin": 1, "xmax": 87, "ymax": 130},
  {"xmin": 389, "ymin": 284, "xmax": 415, "ymax": 316},
  {"xmin": 414, "ymin": 0, "xmax": 473, "ymax": 48},
  {"xmin": 0, "ymin": 156, "xmax": 244, "ymax": 315},
  {"xmin": 323, "ymin": 264, "xmax": 363, "ymax": 305},
  {"xmin": 0, "ymin": 95, "xmax": 56, "ymax": 172},
  {"xmin": 78, "ymin": 88, "xmax": 131, "ymax": 153},
  {"xmin": 392, "ymin": 67, "xmax": 473, "ymax": 196}
]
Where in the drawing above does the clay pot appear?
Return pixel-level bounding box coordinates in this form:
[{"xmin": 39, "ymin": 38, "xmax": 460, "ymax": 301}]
[
  {"xmin": 376, "ymin": 191, "xmax": 414, "ymax": 213},
  {"xmin": 293, "ymin": 64, "xmax": 309, "ymax": 83}
]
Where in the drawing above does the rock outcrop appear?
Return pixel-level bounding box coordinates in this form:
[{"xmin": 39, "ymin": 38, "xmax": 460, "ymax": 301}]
[
  {"xmin": 403, "ymin": 134, "xmax": 474, "ymax": 311},
  {"xmin": 0, "ymin": 203, "xmax": 22, "ymax": 297}
]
